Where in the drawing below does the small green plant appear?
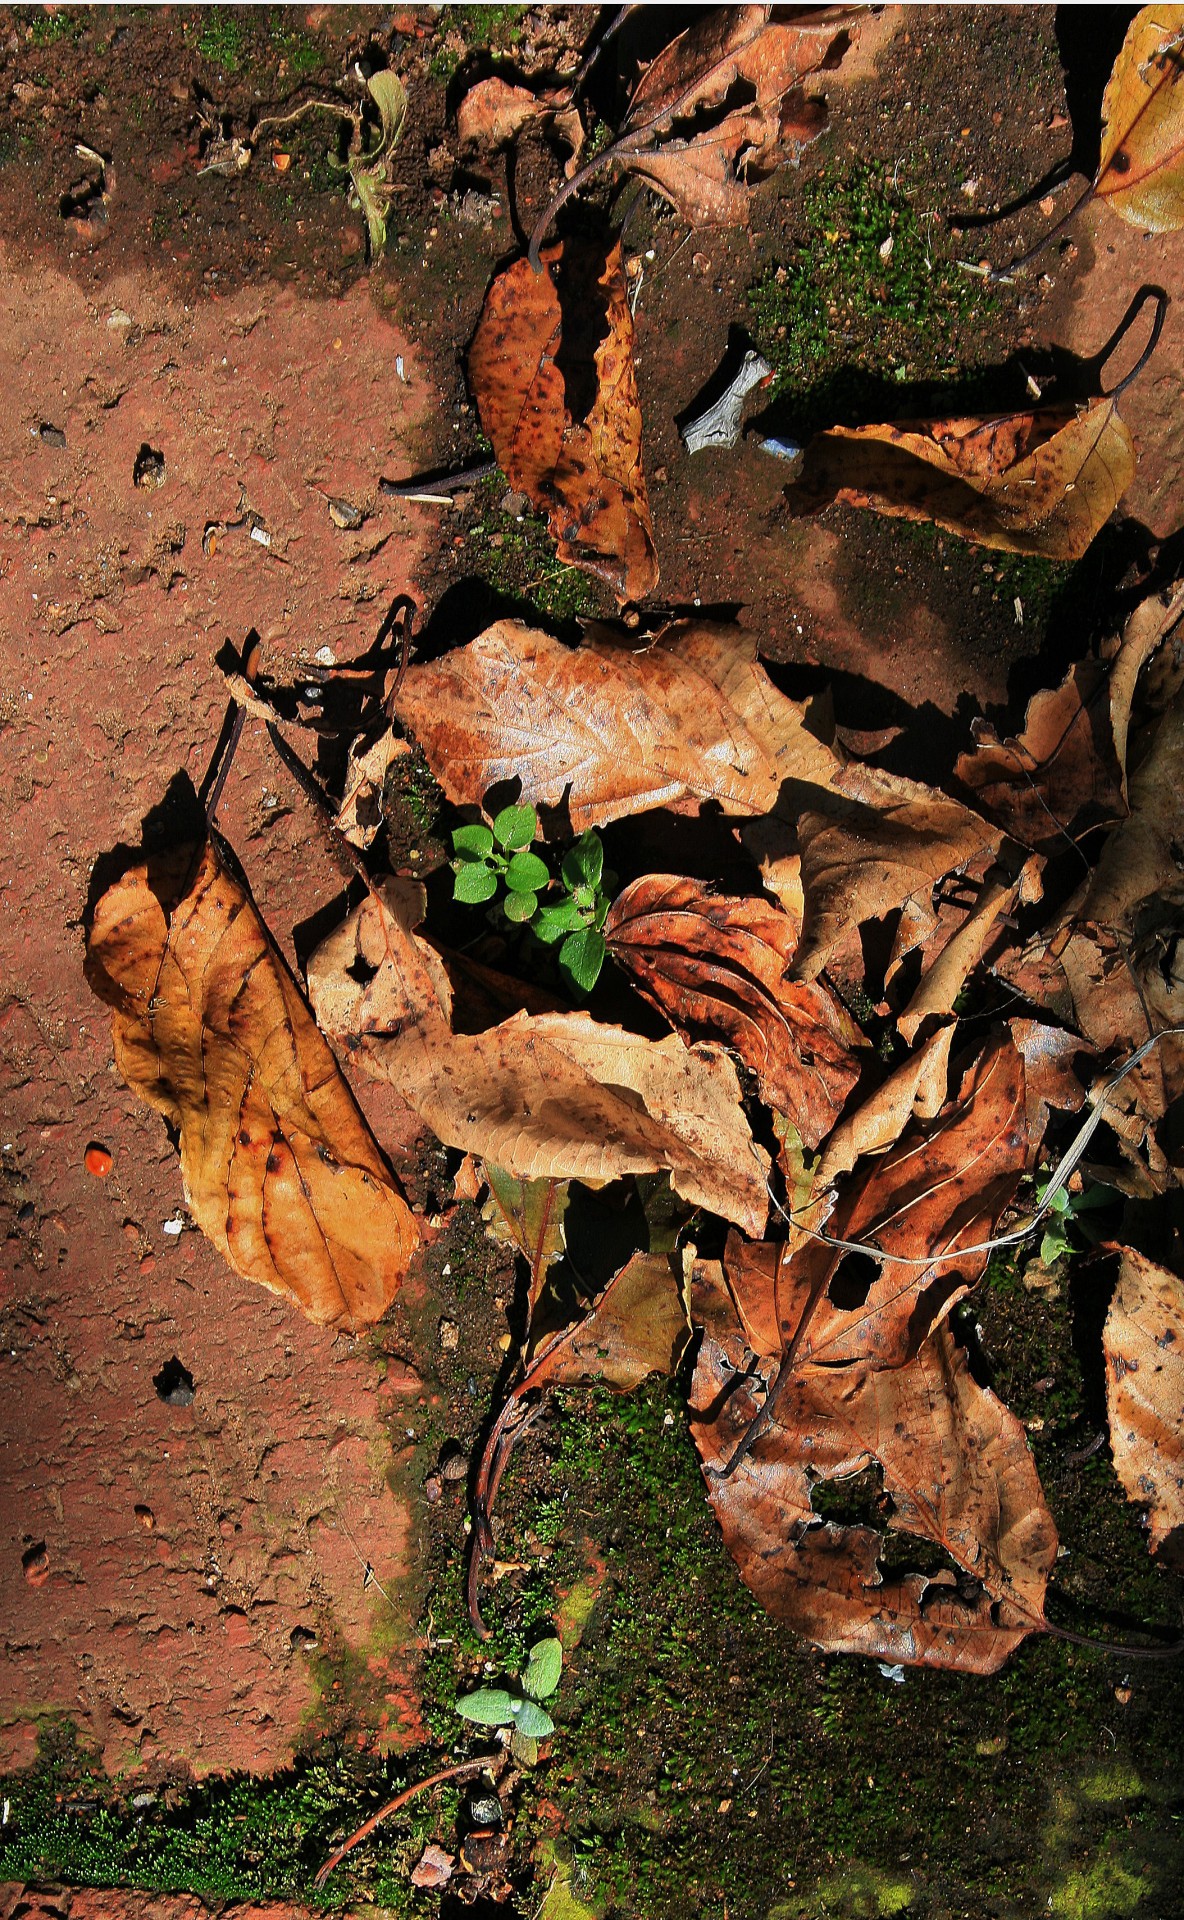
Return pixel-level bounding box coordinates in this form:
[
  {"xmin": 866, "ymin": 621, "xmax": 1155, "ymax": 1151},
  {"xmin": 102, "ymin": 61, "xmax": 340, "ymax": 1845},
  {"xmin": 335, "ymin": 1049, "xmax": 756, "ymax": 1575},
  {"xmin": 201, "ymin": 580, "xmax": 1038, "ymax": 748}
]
[
  {"xmin": 455, "ymin": 1634, "xmax": 563, "ymax": 1766},
  {"xmin": 197, "ymin": 8, "xmax": 245, "ymax": 71},
  {"xmin": 450, "ymin": 805, "xmax": 612, "ymax": 993},
  {"xmin": 1034, "ymin": 1175, "xmax": 1116, "ymax": 1267}
]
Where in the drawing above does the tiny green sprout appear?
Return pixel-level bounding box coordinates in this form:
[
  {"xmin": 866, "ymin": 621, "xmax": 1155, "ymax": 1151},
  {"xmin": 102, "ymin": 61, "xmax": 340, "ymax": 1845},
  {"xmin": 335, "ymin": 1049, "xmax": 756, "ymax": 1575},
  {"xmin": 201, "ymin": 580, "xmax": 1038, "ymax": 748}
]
[
  {"xmin": 1034, "ymin": 1174, "xmax": 1116, "ymax": 1267},
  {"xmin": 454, "ymin": 1635, "xmax": 563, "ymax": 1766},
  {"xmin": 449, "ymin": 812, "xmax": 613, "ymax": 993}
]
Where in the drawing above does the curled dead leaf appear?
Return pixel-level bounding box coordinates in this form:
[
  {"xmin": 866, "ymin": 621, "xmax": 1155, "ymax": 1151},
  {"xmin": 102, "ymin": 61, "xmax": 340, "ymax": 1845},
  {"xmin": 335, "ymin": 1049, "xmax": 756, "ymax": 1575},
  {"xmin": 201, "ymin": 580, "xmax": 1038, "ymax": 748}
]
[
  {"xmin": 1104, "ymin": 1247, "xmax": 1184, "ymax": 1551},
  {"xmin": 307, "ymin": 882, "xmax": 770, "ymax": 1235},
  {"xmin": 456, "ymin": 75, "xmax": 584, "ymax": 166},
  {"xmin": 761, "ymin": 1033, "xmax": 1028, "ymax": 1372},
  {"xmin": 689, "ymin": 1316, "xmax": 1057, "ymax": 1672},
  {"xmin": 85, "ymin": 838, "xmax": 418, "ymax": 1329},
  {"xmin": 604, "ymin": 872, "xmax": 863, "ymax": 1146},
  {"xmin": 785, "ymin": 401, "xmax": 1135, "ymax": 561},
  {"xmin": 1096, "ymin": 4, "xmax": 1184, "ymax": 232},
  {"xmin": 619, "ymin": 5, "xmax": 852, "ymax": 227},
  {"xmin": 468, "ymin": 238, "xmax": 657, "ymax": 602}
]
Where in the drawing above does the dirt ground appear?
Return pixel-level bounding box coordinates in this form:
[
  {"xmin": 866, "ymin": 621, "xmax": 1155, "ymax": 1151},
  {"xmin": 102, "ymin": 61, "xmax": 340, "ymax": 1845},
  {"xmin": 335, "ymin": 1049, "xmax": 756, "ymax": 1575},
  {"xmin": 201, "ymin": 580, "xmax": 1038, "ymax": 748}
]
[{"xmin": 1, "ymin": 5, "xmax": 1183, "ymax": 1920}]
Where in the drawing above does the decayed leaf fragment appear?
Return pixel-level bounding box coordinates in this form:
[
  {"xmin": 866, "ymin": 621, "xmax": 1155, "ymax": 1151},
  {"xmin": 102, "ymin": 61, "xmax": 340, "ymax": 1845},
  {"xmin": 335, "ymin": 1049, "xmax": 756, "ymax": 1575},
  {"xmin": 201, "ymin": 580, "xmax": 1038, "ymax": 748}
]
[
  {"xmin": 468, "ymin": 238, "xmax": 657, "ymax": 602},
  {"xmin": 793, "ymin": 761, "xmax": 1001, "ymax": 981},
  {"xmin": 750, "ymin": 1034, "xmax": 1028, "ymax": 1372},
  {"xmin": 482, "ymin": 1164, "xmax": 570, "ymax": 1309},
  {"xmin": 689, "ymin": 1314, "xmax": 1057, "ymax": 1672},
  {"xmin": 456, "ymin": 74, "xmax": 583, "ymax": 165},
  {"xmin": 85, "ymin": 839, "xmax": 418, "ymax": 1329},
  {"xmin": 619, "ymin": 4, "xmax": 851, "ymax": 226},
  {"xmin": 392, "ymin": 617, "xmax": 841, "ymax": 830},
  {"xmin": 1103, "ymin": 1248, "xmax": 1184, "ymax": 1549},
  {"xmin": 307, "ymin": 881, "xmax": 770, "ymax": 1234},
  {"xmin": 785, "ymin": 401, "xmax": 1135, "ymax": 561},
  {"xmin": 955, "ymin": 588, "xmax": 1177, "ymax": 853},
  {"xmin": 604, "ymin": 872, "xmax": 863, "ymax": 1146},
  {"xmin": 1096, "ymin": 4, "xmax": 1184, "ymax": 232}
]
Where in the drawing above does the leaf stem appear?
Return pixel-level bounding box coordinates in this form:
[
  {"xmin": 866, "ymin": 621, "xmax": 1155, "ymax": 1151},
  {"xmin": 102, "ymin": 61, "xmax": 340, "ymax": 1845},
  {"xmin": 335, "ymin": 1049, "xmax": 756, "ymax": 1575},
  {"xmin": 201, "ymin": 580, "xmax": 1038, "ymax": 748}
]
[{"xmin": 312, "ymin": 1755, "xmax": 497, "ymax": 1887}]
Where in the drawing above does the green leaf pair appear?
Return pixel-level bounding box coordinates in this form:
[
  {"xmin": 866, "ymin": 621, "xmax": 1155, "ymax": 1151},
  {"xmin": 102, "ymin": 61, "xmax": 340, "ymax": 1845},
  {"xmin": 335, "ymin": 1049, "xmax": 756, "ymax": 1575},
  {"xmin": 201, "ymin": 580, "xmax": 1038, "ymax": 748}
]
[
  {"xmin": 454, "ymin": 1635, "xmax": 563, "ymax": 1745},
  {"xmin": 449, "ymin": 813, "xmax": 612, "ymax": 994}
]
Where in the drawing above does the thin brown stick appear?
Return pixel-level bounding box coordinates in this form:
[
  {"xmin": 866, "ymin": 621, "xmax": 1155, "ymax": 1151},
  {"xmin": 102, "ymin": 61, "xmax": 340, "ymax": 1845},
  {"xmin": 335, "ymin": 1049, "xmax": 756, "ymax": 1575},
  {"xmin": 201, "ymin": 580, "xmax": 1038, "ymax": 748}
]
[
  {"xmin": 202, "ymin": 634, "xmax": 261, "ymax": 825},
  {"xmin": 313, "ymin": 1756, "xmax": 494, "ymax": 1888}
]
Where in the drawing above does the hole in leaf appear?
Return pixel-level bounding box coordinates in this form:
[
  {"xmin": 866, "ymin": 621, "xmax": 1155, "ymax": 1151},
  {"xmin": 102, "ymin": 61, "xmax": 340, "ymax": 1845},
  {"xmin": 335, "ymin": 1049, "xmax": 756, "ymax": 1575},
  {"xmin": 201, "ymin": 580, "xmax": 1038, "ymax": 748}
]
[{"xmin": 828, "ymin": 1249, "xmax": 879, "ymax": 1311}]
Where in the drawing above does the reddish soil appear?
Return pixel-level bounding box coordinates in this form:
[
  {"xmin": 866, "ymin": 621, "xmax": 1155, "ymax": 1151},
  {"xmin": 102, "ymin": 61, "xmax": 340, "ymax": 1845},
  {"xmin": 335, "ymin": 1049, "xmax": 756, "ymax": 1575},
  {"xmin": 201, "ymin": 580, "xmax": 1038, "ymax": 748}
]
[{"xmin": 0, "ymin": 241, "xmax": 441, "ymax": 1776}]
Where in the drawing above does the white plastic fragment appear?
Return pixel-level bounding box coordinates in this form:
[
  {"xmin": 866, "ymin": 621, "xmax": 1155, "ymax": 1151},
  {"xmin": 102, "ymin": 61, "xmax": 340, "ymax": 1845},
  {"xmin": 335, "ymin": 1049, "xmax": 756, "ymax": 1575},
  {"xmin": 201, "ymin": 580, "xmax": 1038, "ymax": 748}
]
[
  {"xmin": 250, "ymin": 524, "xmax": 271, "ymax": 547},
  {"xmin": 162, "ymin": 1216, "xmax": 184, "ymax": 1236},
  {"xmin": 681, "ymin": 348, "xmax": 774, "ymax": 455},
  {"xmin": 396, "ymin": 354, "xmax": 407, "ymax": 381},
  {"xmin": 878, "ymin": 1662, "xmax": 907, "ymax": 1683}
]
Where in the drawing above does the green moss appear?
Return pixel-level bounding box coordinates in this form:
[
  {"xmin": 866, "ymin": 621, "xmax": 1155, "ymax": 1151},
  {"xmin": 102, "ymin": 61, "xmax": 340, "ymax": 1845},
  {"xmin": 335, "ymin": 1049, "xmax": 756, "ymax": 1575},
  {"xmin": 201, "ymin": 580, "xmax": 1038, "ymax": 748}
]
[
  {"xmin": 1049, "ymin": 1857, "xmax": 1148, "ymax": 1918},
  {"xmin": 25, "ymin": 7, "xmax": 83, "ymax": 45},
  {"xmin": 429, "ymin": 3, "xmax": 526, "ymax": 81},
  {"xmin": 465, "ymin": 489, "xmax": 603, "ymax": 624},
  {"xmin": 196, "ymin": 7, "xmax": 245, "ymax": 71},
  {"xmin": 748, "ymin": 161, "xmax": 993, "ymax": 433}
]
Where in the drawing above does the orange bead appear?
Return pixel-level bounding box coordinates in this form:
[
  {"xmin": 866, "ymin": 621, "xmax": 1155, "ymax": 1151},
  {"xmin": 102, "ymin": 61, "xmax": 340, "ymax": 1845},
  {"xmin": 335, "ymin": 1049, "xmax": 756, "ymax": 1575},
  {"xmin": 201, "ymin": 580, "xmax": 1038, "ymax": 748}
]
[{"xmin": 84, "ymin": 1143, "xmax": 113, "ymax": 1177}]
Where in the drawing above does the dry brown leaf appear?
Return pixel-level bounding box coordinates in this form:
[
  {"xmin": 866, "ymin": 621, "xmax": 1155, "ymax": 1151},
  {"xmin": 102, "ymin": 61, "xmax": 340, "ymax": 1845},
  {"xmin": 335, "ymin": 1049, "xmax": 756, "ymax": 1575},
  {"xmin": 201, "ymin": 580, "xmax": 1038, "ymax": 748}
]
[
  {"xmin": 759, "ymin": 1034, "xmax": 1028, "ymax": 1371},
  {"xmin": 392, "ymin": 618, "xmax": 837, "ymax": 829},
  {"xmin": 1104, "ymin": 1247, "xmax": 1184, "ymax": 1550},
  {"xmin": 815, "ymin": 1025, "xmax": 955, "ymax": 1190},
  {"xmin": 794, "ymin": 761, "xmax": 1001, "ymax": 982},
  {"xmin": 525, "ymin": 1250, "xmax": 691, "ymax": 1393},
  {"xmin": 468, "ymin": 238, "xmax": 657, "ymax": 603},
  {"xmin": 307, "ymin": 882, "xmax": 770, "ymax": 1234},
  {"xmin": 620, "ymin": 5, "xmax": 850, "ymax": 226},
  {"xmin": 896, "ymin": 873, "xmax": 1017, "ymax": 1045},
  {"xmin": 335, "ymin": 728, "xmax": 412, "ymax": 850},
  {"xmin": 955, "ymin": 593, "xmax": 1177, "ymax": 854},
  {"xmin": 1096, "ymin": 4, "xmax": 1184, "ymax": 232},
  {"xmin": 85, "ymin": 839, "xmax": 418, "ymax": 1330},
  {"xmin": 456, "ymin": 75, "xmax": 583, "ymax": 164},
  {"xmin": 604, "ymin": 873, "xmax": 864, "ymax": 1146},
  {"xmin": 785, "ymin": 401, "xmax": 1135, "ymax": 561},
  {"xmin": 689, "ymin": 1318, "xmax": 1056, "ymax": 1672}
]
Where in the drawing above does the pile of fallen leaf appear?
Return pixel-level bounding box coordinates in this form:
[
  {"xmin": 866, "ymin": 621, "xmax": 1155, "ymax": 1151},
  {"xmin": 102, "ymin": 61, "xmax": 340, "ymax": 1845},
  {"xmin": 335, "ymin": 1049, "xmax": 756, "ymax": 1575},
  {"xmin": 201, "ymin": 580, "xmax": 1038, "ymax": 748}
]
[{"xmin": 87, "ymin": 1, "xmax": 1184, "ymax": 1710}]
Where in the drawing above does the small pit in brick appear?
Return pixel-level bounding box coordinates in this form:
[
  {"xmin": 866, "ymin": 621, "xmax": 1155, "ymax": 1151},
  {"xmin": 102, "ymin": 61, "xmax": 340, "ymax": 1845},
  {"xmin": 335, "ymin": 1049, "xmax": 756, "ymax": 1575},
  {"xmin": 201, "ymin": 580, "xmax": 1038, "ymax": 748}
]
[
  {"xmin": 134, "ymin": 443, "xmax": 166, "ymax": 489},
  {"xmin": 153, "ymin": 1356, "xmax": 195, "ymax": 1406}
]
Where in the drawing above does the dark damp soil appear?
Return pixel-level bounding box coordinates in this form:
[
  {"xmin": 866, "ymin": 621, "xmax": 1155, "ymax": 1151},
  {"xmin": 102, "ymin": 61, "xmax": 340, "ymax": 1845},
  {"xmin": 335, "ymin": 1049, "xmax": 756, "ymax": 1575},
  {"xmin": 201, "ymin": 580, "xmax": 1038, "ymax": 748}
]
[{"xmin": 3, "ymin": 6, "xmax": 1183, "ymax": 1920}]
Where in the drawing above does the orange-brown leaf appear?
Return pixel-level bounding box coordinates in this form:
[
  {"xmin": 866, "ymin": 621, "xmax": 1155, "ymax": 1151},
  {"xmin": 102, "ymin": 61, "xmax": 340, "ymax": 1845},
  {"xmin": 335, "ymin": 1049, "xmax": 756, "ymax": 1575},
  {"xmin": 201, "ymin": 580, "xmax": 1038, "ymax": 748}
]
[
  {"xmin": 1096, "ymin": 4, "xmax": 1184, "ymax": 232},
  {"xmin": 794, "ymin": 761, "xmax": 1001, "ymax": 981},
  {"xmin": 85, "ymin": 839, "xmax": 418, "ymax": 1330},
  {"xmin": 622, "ymin": 5, "xmax": 852, "ymax": 226},
  {"xmin": 307, "ymin": 883, "xmax": 770, "ymax": 1235},
  {"xmin": 1104, "ymin": 1247, "xmax": 1184, "ymax": 1550},
  {"xmin": 689, "ymin": 1319, "xmax": 1056, "ymax": 1671},
  {"xmin": 718, "ymin": 1034, "xmax": 1028, "ymax": 1372},
  {"xmin": 604, "ymin": 873, "xmax": 863, "ymax": 1146},
  {"xmin": 786, "ymin": 402, "xmax": 1135, "ymax": 561},
  {"xmin": 468, "ymin": 239, "xmax": 657, "ymax": 602},
  {"xmin": 392, "ymin": 619, "xmax": 816, "ymax": 829}
]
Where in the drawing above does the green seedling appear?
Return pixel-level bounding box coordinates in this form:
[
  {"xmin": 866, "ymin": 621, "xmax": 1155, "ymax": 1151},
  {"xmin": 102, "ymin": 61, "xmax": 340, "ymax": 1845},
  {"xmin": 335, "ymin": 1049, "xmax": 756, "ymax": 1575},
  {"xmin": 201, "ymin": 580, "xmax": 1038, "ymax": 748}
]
[
  {"xmin": 455, "ymin": 1634, "xmax": 563, "ymax": 1766},
  {"xmin": 450, "ymin": 806, "xmax": 613, "ymax": 994},
  {"xmin": 1034, "ymin": 1175, "xmax": 1116, "ymax": 1267}
]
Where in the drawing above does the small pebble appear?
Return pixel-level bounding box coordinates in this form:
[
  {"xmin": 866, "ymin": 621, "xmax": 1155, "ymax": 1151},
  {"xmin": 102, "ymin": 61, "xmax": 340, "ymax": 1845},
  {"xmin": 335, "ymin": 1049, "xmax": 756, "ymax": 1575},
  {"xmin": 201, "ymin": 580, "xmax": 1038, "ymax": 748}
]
[
  {"xmin": 439, "ymin": 1318, "xmax": 459, "ymax": 1352},
  {"xmin": 440, "ymin": 1445, "xmax": 468, "ymax": 1481},
  {"xmin": 162, "ymin": 1216, "xmax": 184, "ymax": 1236},
  {"xmin": 249, "ymin": 524, "xmax": 271, "ymax": 548},
  {"xmin": 131, "ymin": 1790, "xmax": 157, "ymax": 1810},
  {"xmin": 327, "ymin": 496, "xmax": 364, "ymax": 530},
  {"xmin": 38, "ymin": 422, "xmax": 67, "ymax": 448},
  {"xmin": 466, "ymin": 1792, "xmax": 503, "ymax": 1828},
  {"xmin": 133, "ymin": 444, "xmax": 166, "ymax": 489},
  {"xmin": 84, "ymin": 1142, "xmax": 113, "ymax": 1178},
  {"xmin": 424, "ymin": 1472, "xmax": 442, "ymax": 1504}
]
